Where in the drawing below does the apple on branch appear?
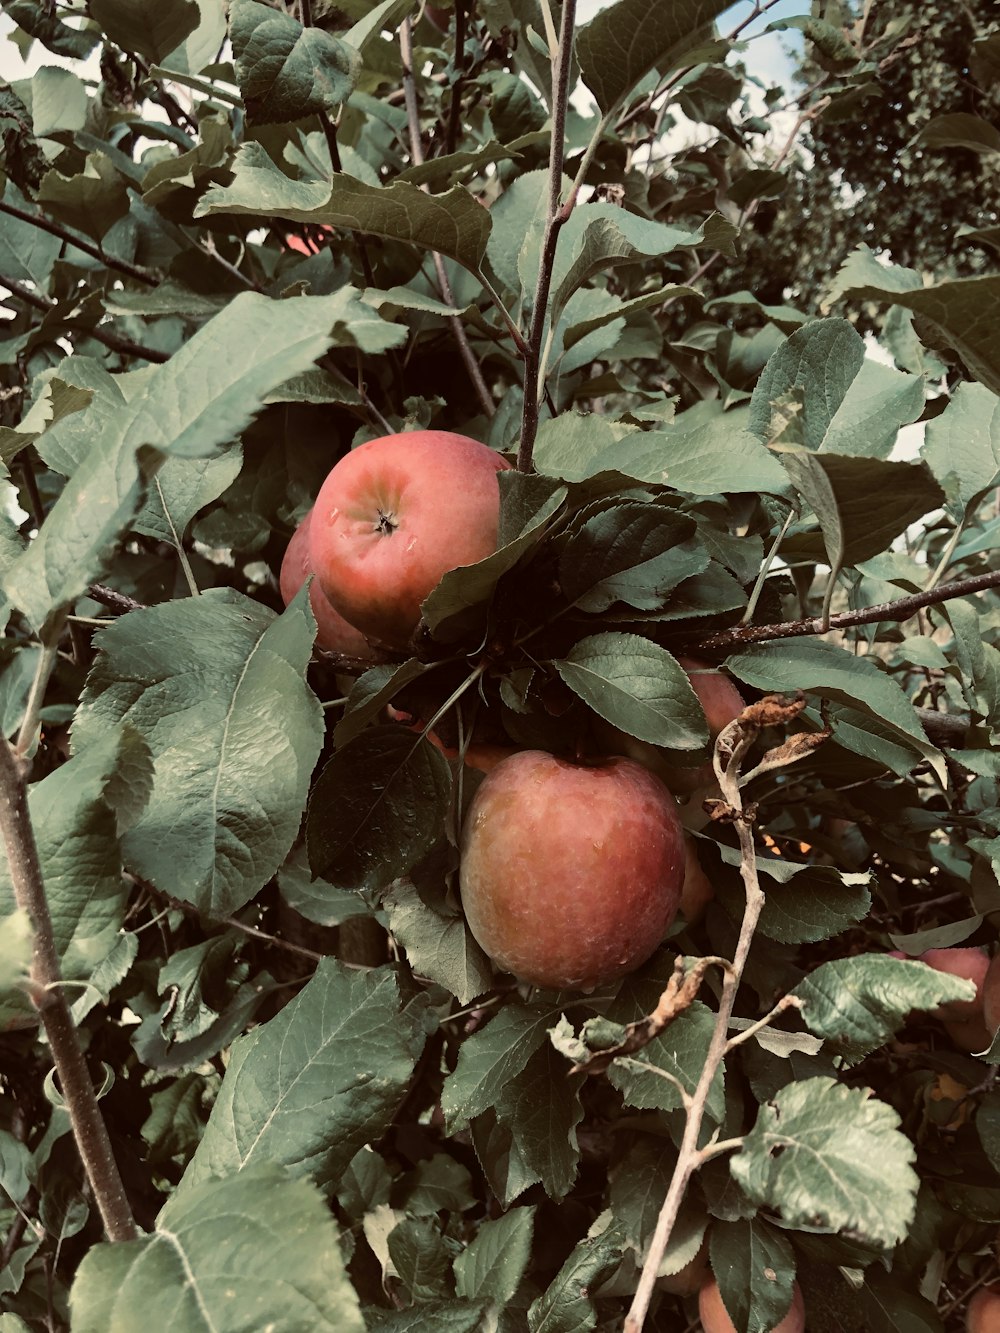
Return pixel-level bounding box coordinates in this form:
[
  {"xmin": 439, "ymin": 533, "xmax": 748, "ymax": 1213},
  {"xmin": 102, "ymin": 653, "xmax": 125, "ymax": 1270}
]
[
  {"xmin": 279, "ymin": 508, "xmax": 375, "ymax": 659},
  {"xmin": 459, "ymin": 750, "xmax": 685, "ymax": 990},
  {"xmin": 309, "ymin": 430, "xmax": 510, "ymax": 650}
]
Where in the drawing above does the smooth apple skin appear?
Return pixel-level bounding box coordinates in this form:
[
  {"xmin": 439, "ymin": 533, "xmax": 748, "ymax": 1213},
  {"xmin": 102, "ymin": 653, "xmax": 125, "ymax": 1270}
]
[
  {"xmin": 679, "ymin": 834, "xmax": 714, "ymax": 923},
  {"xmin": 459, "ymin": 751, "xmax": 685, "ymax": 990},
  {"xmin": 698, "ymin": 1278, "xmax": 805, "ymax": 1333},
  {"xmin": 309, "ymin": 431, "xmax": 510, "ymax": 649},
  {"xmin": 918, "ymin": 947, "xmax": 989, "ymax": 1022},
  {"xmin": 968, "ymin": 1286, "xmax": 1000, "ymax": 1332},
  {"xmin": 279, "ymin": 510, "xmax": 373, "ymax": 658}
]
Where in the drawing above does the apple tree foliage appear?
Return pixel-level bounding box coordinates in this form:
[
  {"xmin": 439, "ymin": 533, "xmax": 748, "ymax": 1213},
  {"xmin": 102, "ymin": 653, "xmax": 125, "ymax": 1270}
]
[{"xmin": 0, "ymin": 1, "xmax": 998, "ymax": 1330}]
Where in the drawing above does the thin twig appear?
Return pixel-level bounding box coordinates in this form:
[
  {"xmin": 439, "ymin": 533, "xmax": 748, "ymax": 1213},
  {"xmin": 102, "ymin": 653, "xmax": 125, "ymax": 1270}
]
[
  {"xmin": 0, "ymin": 200, "xmax": 157, "ymax": 286},
  {"xmin": 517, "ymin": 0, "xmax": 578, "ymax": 472},
  {"xmin": 0, "ymin": 735, "xmax": 138, "ymax": 1242},
  {"xmin": 87, "ymin": 585, "xmax": 144, "ymax": 616},
  {"xmin": 14, "ymin": 612, "xmax": 67, "ymax": 759},
  {"xmin": 623, "ymin": 698, "xmax": 806, "ymax": 1332},
  {"xmin": 1, "ymin": 276, "xmax": 170, "ymax": 363},
  {"xmin": 695, "ymin": 568, "xmax": 1000, "ymax": 652},
  {"xmin": 399, "ymin": 17, "xmax": 494, "ymax": 417},
  {"xmin": 443, "ymin": 0, "xmax": 468, "ymax": 157}
]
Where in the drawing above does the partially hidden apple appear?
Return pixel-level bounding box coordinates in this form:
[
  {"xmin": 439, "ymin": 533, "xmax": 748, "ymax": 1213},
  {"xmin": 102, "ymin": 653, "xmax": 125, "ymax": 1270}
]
[
  {"xmin": 459, "ymin": 751, "xmax": 685, "ymax": 990},
  {"xmin": 594, "ymin": 656, "xmax": 745, "ymax": 796},
  {"xmin": 890, "ymin": 947, "xmax": 992, "ymax": 1052},
  {"xmin": 968, "ymin": 1286, "xmax": 1000, "ymax": 1332},
  {"xmin": 699, "ymin": 1279, "xmax": 805, "ymax": 1333},
  {"xmin": 280, "ymin": 509, "xmax": 374, "ymax": 659},
  {"xmin": 679, "ymin": 834, "xmax": 714, "ymax": 923},
  {"xmin": 384, "ymin": 703, "xmax": 520, "ymax": 775},
  {"xmin": 309, "ymin": 430, "xmax": 510, "ymax": 649}
]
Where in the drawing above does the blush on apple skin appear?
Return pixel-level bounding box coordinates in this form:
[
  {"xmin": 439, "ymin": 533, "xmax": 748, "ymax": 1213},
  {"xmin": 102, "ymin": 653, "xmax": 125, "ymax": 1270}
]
[
  {"xmin": 889, "ymin": 947, "xmax": 993, "ymax": 1051},
  {"xmin": 309, "ymin": 430, "xmax": 510, "ymax": 650},
  {"xmin": 459, "ymin": 751, "xmax": 685, "ymax": 991},
  {"xmin": 280, "ymin": 510, "xmax": 374, "ymax": 659},
  {"xmin": 698, "ymin": 1279, "xmax": 805, "ymax": 1333},
  {"xmin": 968, "ymin": 1286, "xmax": 1000, "ymax": 1333}
]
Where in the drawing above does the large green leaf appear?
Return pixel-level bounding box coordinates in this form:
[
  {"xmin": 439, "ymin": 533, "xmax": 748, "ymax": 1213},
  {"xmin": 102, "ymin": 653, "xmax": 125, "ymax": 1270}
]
[
  {"xmin": 69, "ymin": 1168, "xmax": 364, "ymax": 1332},
  {"xmin": 493, "ymin": 1041, "xmax": 585, "ymax": 1201},
  {"xmin": 527, "ymin": 1213, "xmax": 626, "ymax": 1333},
  {"xmin": 792, "ymin": 954, "xmax": 976, "ymax": 1064},
  {"xmin": 196, "ymin": 142, "xmax": 493, "ymax": 273},
  {"xmin": 454, "ymin": 1207, "xmax": 535, "ymax": 1304},
  {"xmin": 442, "ymin": 1002, "xmax": 554, "ymax": 1131},
  {"xmin": 576, "ymin": 0, "xmax": 732, "ymax": 115},
  {"xmin": 709, "ymin": 1218, "xmax": 797, "ymax": 1333},
  {"xmin": 0, "ymin": 728, "xmax": 151, "ymax": 1029},
  {"xmin": 552, "ymin": 632, "xmax": 708, "ymax": 750},
  {"xmin": 306, "ymin": 727, "xmax": 453, "ymax": 894},
  {"xmin": 74, "ymin": 589, "xmax": 322, "ymax": 916},
  {"xmin": 383, "ymin": 879, "xmax": 493, "ymax": 1006},
  {"xmin": 748, "ymin": 317, "xmax": 864, "ymax": 448},
  {"xmin": 182, "ymin": 959, "xmax": 430, "ymax": 1188},
  {"xmin": 90, "ymin": 0, "xmax": 199, "ymax": 62},
  {"xmin": 230, "ymin": 0, "xmax": 360, "ymax": 124},
  {"xmin": 731, "ymin": 1077, "xmax": 919, "ymax": 1248},
  {"xmin": 922, "ymin": 381, "xmax": 1000, "ymax": 517},
  {"xmin": 826, "ymin": 245, "xmax": 1000, "ymax": 396}
]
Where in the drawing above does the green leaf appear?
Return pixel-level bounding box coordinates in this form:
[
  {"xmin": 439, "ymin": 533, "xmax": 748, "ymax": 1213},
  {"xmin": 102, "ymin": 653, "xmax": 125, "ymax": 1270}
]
[
  {"xmin": 182, "ymin": 959, "xmax": 429, "ymax": 1188},
  {"xmin": 730, "ymin": 1077, "xmax": 918, "ymax": 1248},
  {"xmin": 366, "ymin": 1304, "xmax": 487, "ymax": 1333},
  {"xmin": 74, "ymin": 589, "xmax": 322, "ymax": 916},
  {"xmin": 603, "ymin": 957, "xmax": 724, "ymax": 1120},
  {"xmin": 609, "ymin": 1134, "xmax": 705, "ymax": 1261},
  {"xmin": 69, "ymin": 1168, "xmax": 364, "ymax": 1332},
  {"xmin": 422, "ymin": 472, "xmax": 566, "ymax": 640},
  {"xmin": 334, "ymin": 660, "xmax": 431, "ymax": 749},
  {"xmin": 0, "ymin": 728, "xmax": 150, "ymax": 1030},
  {"xmin": 820, "ymin": 359, "xmax": 925, "ymax": 459},
  {"xmin": 388, "ymin": 1216, "xmax": 456, "ymax": 1303},
  {"xmin": 576, "ymin": 0, "xmax": 732, "ymax": 115},
  {"xmin": 2, "ymin": 426, "xmax": 157, "ymax": 631},
  {"xmin": 230, "ymin": 0, "xmax": 360, "ymax": 124},
  {"xmin": 28, "ymin": 67, "xmax": 88, "ymax": 138},
  {"xmin": 307, "ymin": 727, "xmax": 452, "ymax": 894},
  {"xmin": 37, "ymin": 152, "xmax": 130, "ymax": 241},
  {"xmin": 0, "ymin": 186, "xmax": 60, "ymax": 284},
  {"xmin": 791, "ymin": 954, "xmax": 976, "ymax": 1064},
  {"xmin": 712, "ymin": 844, "xmax": 872, "ymax": 945},
  {"xmin": 493, "ymin": 1041, "xmax": 585, "ymax": 1200},
  {"xmin": 277, "ymin": 845, "xmax": 374, "ymax": 928},
  {"xmin": 709, "ymin": 1218, "xmax": 797, "ymax": 1333},
  {"xmin": 922, "ymin": 382, "xmax": 1000, "ymax": 518},
  {"xmin": 768, "ymin": 16, "xmax": 859, "ymax": 71},
  {"xmin": 915, "ymin": 112, "xmax": 1000, "ymax": 155},
  {"xmin": 558, "ymin": 506, "xmax": 705, "ymax": 613},
  {"xmin": 454, "ymin": 1207, "xmax": 535, "ymax": 1303},
  {"xmin": 749, "ymin": 318, "xmax": 865, "ymax": 449},
  {"xmin": 726, "ymin": 639, "xmax": 942, "ymax": 776},
  {"xmin": 196, "ymin": 142, "xmax": 493, "ymax": 273},
  {"xmin": 133, "ymin": 446, "xmax": 244, "ymax": 544},
  {"xmin": 90, "ymin": 0, "xmax": 200, "ymax": 63},
  {"xmin": 442, "ymin": 1002, "xmax": 554, "ymax": 1131},
  {"xmin": 527, "ymin": 1212, "xmax": 626, "ymax": 1333},
  {"xmin": 825, "ymin": 245, "xmax": 1000, "ymax": 397},
  {"xmin": 553, "ymin": 632, "xmax": 708, "ymax": 750},
  {"xmin": 383, "ymin": 879, "xmax": 493, "ymax": 1006},
  {"xmin": 777, "ymin": 450, "xmax": 944, "ymax": 569},
  {"xmin": 0, "ymin": 911, "xmax": 31, "ymax": 1011}
]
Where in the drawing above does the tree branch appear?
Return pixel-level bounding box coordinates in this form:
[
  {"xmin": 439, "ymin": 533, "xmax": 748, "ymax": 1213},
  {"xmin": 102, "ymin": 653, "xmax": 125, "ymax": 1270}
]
[
  {"xmin": 0, "ymin": 200, "xmax": 158, "ymax": 287},
  {"xmin": 443, "ymin": 0, "xmax": 468, "ymax": 157},
  {"xmin": 399, "ymin": 16, "xmax": 494, "ymax": 418},
  {"xmin": 0, "ymin": 733, "xmax": 138, "ymax": 1242},
  {"xmin": 623, "ymin": 696, "xmax": 807, "ymax": 1332},
  {"xmin": 694, "ymin": 568, "xmax": 1000, "ymax": 652},
  {"xmin": 1, "ymin": 275, "xmax": 170, "ymax": 363},
  {"xmin": 516, "ymin": 0, "xmax": 578, "ymax": 473}
]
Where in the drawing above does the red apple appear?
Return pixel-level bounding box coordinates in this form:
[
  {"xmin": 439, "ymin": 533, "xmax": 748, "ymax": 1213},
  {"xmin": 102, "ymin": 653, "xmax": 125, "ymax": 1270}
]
[
  {"xmin": 459, "ymin": 751, "xmax": 685, "ymax": 990},
  {"xmin": 968, "ymin": 1286, "xmax": 1000, "ymax": 1333},
  {"xmin": 656, "ymin": 1243, "xmax": 710, "ymax": 1296},
  {"xmin": 280, "ymin": 509, "xmax": 374, "ymax": 658},
  {"xmin": 309, "ymin": 430, "xmax": 510, "ymax": 649},
  {"xmin": 699, "ymin": 1279, "xmax": 805, "ymax": 1333},
  {"xmin": 890, "ymin": 947, "xmax": 992, "ymax": 1052}
]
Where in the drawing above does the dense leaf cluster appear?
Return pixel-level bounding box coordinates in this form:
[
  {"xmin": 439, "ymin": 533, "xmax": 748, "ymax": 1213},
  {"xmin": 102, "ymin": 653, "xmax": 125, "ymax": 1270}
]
[{"xmin": 0, "ymin": 1, "xmax": 998, "ymax": 1330}]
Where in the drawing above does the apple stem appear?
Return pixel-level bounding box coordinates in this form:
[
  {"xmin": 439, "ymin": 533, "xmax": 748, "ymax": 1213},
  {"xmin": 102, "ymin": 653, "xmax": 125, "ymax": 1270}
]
[{"xmin": 622, "ymin": 713, "xmax": 778, "ymax": 1333}]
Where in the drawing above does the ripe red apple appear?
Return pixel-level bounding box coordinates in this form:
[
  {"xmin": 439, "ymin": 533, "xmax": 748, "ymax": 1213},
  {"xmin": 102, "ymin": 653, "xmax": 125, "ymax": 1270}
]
[
  {"xmin": 699, "ymin": 1279, "xmax": 805, "ymax": 1333},
  {"xmin": 309, "ymin": 430, "xmax": 510, "ymax": 649},
  {"xmin": 459, "ymin": 751, "xmax": 685, "ymax": 990},
  {"xmin": 983, "ymin": 953, "xmax": 1000, "ymax": 1036},
  {"xmin": 280, "ymin": 509, "xmax": 374, "ymax": 658},
  {"xmin": 656, "ymin": 1243, "xmax": 710, "ymax": 1296},
  {"xmin": 968, "ymin": 1286, "xmax": 1000, "ymax": 1333},
  {"xmin": 890, "ymin": 947, "xmax": 992, "ymax": 1052}
]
